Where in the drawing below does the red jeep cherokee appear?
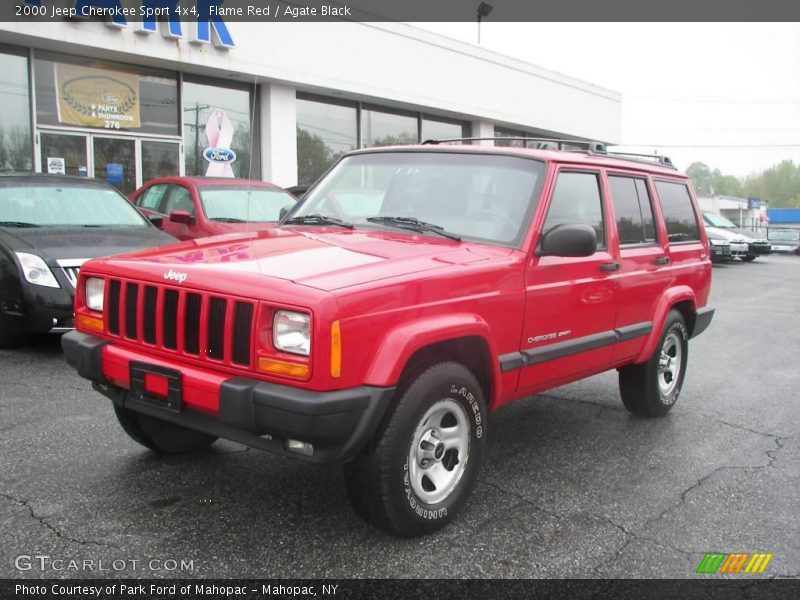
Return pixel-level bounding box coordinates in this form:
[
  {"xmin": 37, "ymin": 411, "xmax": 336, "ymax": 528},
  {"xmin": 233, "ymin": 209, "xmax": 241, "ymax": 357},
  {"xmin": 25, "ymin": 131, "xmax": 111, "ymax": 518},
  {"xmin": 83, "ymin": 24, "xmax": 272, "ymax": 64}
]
[{"xmin": 63, "ymin": 141, "xmax": 714, "ymax": 536}]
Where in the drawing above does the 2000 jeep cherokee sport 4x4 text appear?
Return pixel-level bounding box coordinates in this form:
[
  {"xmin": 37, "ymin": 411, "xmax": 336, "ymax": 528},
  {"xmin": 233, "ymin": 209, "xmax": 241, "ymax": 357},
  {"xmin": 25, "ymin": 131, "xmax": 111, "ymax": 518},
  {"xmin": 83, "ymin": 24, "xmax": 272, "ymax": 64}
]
[{"xmin": 62, "ymin": 140, "xmax": 714, "ymax": 536}]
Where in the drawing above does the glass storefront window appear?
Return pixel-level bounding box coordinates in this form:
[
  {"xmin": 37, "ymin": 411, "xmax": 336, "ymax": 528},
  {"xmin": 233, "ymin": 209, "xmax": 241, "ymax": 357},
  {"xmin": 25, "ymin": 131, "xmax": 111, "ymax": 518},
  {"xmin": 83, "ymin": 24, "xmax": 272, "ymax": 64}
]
[
  {"xmin": 142, "ymin": 141, "xmax": 179, "ymax": 182},
  {"xmin": 362, "ymin": 108, "xmax": 418, "ymax": 148},
  {"xmin": 0, "ymin": 49, "xmax": 32, "ymax": 173},
  {"xmin": 34, "ymin": 52, "xmax": 178, "ymax": 136},
  {"xmin": 296, "ymin": 96, "xmax": 357, "ymax": 186},
  {"xmin": 183, "ymin": 78, "xmax": 254, "ymax": 179},
  {"xmin": 421, "ymin": 117, "xmax": 469, "ymax": 143}
]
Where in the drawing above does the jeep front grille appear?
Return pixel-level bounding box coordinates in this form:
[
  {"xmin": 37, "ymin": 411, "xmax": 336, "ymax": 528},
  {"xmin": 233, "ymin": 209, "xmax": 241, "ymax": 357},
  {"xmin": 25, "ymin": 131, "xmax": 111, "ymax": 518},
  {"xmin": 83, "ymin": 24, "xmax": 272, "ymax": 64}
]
[{"xmin": 105, "ymin": 279, "xmax": 255, "ymax": 368}]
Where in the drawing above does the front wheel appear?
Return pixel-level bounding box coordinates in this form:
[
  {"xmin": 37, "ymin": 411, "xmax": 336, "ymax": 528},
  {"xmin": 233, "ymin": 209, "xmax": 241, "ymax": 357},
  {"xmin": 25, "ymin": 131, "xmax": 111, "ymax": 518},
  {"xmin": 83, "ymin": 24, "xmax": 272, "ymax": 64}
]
[
  {"xmin": 741, "ymin": 255, "xmax": 757, "ymax": 262},
  {"xmin": 618, "ymin": 310, "xmax": 688, "ymax": 417},
  {"xmin": 343, "ymin": 362, "xmax": 486, "ymax": 536}
]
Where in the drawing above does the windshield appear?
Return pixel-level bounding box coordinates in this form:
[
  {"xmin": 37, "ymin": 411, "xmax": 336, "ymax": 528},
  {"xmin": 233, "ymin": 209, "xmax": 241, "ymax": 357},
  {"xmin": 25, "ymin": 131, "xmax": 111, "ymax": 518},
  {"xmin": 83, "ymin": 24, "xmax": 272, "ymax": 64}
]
[
  {"xmin": 704, "ymin": 212, "xmax": 739, "ymax": 228},
  {"xmin": 0, "ymin": 182, "xmax": 148, "ymax": 227},
  {"xmin": 199, "ymin": 187, "xmax": 295, "ymax": 222},
  {"xmin": 768, "ymin": 230, "xmax": 800, "ymax": 242},
  {"xmin": 289, "ymin": 151, "xmax": 545, "ymax": 245}
]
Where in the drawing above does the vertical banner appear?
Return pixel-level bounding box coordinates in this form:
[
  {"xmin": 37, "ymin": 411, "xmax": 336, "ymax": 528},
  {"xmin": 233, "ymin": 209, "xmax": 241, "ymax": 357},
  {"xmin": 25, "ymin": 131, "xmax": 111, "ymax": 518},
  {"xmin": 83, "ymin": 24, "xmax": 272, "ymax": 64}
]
[
  {"xmin": 203, "ymin": 108, "xmax": 237, "ymax": 177},
  {"xmin": 55, "ymin": 63, "xmax": 141, "ymax": 129}
]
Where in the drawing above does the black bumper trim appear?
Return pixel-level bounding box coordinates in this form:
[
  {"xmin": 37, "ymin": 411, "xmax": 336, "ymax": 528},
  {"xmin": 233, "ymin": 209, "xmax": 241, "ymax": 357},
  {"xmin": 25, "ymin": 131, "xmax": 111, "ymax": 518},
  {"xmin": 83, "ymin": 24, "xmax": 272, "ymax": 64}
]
[
  {"xmin": 64, "ymin": 331, "xmax": 395, "ymax": 464},
  {"xmin": 692, "ymin": 306, "xmax": 715, "ymax": 339},
  {"xmin": 62, "ymin": 330, "xmax": 109, "ymax": 382}
]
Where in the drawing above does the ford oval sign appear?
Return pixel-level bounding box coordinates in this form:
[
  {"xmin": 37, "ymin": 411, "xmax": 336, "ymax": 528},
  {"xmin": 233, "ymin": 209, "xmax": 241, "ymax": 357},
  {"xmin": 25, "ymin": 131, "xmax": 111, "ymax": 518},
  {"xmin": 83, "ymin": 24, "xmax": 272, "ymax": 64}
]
[{"xmin": 203, "ymin": 147, "xmax": 237, "ymax": 164}]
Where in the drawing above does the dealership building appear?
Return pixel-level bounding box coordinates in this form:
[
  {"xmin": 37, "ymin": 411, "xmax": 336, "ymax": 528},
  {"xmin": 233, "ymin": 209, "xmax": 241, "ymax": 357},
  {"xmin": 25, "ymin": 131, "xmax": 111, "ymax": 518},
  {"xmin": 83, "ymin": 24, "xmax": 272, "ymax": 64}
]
[{"xmin": 0, "ymin": 18, "xmax": 621, "ymax": 193}]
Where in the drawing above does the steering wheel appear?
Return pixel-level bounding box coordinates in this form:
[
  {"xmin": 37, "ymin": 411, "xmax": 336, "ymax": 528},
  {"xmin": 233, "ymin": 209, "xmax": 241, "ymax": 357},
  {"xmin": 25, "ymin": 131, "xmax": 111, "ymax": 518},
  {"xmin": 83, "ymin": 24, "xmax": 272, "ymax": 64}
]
[{"xmin": 470, "ymin": 210, "xmax": 517, "ymax": 233}]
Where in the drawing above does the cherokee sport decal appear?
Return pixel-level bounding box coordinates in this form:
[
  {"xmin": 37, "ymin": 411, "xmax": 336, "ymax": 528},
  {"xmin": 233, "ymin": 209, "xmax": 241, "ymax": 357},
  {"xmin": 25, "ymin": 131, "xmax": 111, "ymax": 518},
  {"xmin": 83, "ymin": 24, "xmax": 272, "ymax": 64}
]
[{"xmin": 527, "ymin": 330, "xmax": 571, "ymax": 344}]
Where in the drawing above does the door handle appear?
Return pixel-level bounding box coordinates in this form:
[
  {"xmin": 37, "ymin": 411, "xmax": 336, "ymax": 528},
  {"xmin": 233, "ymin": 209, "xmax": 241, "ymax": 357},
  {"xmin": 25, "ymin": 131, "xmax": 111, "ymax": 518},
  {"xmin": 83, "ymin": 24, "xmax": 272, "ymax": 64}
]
[
  {"xmin": 653, "ymin": 256, "xmax": 670, "ymax": 265},
  {"xmin": 599, "ymin": 262, "xmax": 620, "ymax": 272}
]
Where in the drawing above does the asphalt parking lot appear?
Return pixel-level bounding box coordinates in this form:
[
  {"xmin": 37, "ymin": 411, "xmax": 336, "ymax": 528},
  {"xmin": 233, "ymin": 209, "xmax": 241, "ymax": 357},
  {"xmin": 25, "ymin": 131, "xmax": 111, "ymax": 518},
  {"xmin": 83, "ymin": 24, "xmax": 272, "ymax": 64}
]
[{"xmin": 1, "ymin": 255, "xmax": 798, "ymax": 580}]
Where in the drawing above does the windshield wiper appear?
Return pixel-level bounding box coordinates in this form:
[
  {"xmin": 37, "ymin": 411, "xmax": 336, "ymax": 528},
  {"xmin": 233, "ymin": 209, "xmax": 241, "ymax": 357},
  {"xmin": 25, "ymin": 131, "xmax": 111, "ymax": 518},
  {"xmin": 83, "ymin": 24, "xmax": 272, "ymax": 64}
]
[
  {"xmin": 210, "ymin": 217, "xmax": 247, "ymax": 223},
  {"xmin": 367, "ymin": 216, "xmax": 461, "ymax": 241},
  {"xmin": 283, "ymin": 214, "xmax": 354, "ymax": 229},
  {"xmin": 0, "ymin": 221, "xmax": 41, "ymax": 228}
]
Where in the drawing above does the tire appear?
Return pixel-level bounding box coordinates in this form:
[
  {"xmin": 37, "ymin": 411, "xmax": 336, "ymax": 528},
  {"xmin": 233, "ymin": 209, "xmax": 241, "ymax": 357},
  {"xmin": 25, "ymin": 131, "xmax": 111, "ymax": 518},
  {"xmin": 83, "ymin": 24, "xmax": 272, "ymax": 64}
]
[
  {"xmin": 343, "ymin": 362, "xmax": 486, "ymax": 537},
  {"xmin": 618, "ymin": 310, "xmax": 688, "ymax": 417},
  {"xmin": 741, "ymin": 255, "xmax": 757, "ymax": 262},
  {"xmin": 113, "ymin": 404, "xmax": 218, "ymax": 454}
]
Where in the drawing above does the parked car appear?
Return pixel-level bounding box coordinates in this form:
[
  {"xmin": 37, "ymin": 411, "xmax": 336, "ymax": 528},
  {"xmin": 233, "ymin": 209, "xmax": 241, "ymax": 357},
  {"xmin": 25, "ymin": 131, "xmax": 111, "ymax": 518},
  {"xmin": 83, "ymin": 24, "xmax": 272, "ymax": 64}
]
[
  {"xmin": 63, "ymin": 141, "xmax": 714, "ymax": 536},
  {"xmin": 705, "ymin": 230, "xmax": 733, "ymax": 263},
  {"xmin": 767, "ymin": 228, "xmax": 800, "ymax": 254},
  {"xmin": 0, "ymin": 175, "xmax": 174, "ymax": 347},
  {"xmin": 702, "ymin": 211, "xmax": 771, "ymax": 261},
  {"xmin": 129, "ymin": 177, "xmax": 296, "ymax": 241}
]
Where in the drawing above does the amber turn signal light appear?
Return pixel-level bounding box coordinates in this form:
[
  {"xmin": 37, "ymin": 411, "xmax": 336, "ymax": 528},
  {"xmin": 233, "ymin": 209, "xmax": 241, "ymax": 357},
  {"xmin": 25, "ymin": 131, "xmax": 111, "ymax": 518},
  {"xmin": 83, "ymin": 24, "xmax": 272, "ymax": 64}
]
[
  {"xmin": 257, "ymin": 357, "xmax": 310, "ymax": 380},
  {"xmin": 76, "ymin": 313, "xmax": 104, "ymax": 333}
]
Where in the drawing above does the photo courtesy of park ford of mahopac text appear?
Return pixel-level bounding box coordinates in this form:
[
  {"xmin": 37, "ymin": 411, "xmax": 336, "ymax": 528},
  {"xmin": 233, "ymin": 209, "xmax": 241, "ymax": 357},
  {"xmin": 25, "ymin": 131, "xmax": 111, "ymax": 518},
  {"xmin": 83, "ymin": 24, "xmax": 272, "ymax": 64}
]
[{"xmin": 2, "ymin": 0, "xmax": 800, "ymax": 599}]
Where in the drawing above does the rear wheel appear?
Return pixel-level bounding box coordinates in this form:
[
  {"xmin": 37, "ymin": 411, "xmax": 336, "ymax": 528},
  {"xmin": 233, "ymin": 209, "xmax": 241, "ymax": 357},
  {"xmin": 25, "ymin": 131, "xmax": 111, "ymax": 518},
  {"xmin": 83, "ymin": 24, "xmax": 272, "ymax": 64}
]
[
  {"xmin": 343, "ymin": 362, "xmax": 486, "ymax": 536},
  {"xmin": 113, "ymin": 404, "xmax": 217, "ymax": 454},
  {"xmin": 619, "ymin": 310, "xmax": 688, "ymax": 417}
]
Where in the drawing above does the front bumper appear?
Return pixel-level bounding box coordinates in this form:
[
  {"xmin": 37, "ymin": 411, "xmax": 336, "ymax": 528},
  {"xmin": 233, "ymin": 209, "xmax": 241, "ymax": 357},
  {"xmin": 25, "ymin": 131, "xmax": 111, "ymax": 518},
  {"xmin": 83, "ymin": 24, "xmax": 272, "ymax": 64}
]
[
  {"xmin": 729, "ymin": 242, "xmax": 749, "ymax": 258},
  {"xmin": 747, "ymin": 241, "xmax": 772, "ymax": 256},
  {"xmin": 709, "ymin": 244, "xmax": 731, "ymax": 261},
  {"xmin": 770, "ymin": 244, "xmax": 799, "ymax": 254},
  {"xmin": 2, "ymin": 283, "xmax": 75, "ymax": 334},
  {"xmin": 62, "ymin": 331, "xmax": 394, "ymax": 464}
]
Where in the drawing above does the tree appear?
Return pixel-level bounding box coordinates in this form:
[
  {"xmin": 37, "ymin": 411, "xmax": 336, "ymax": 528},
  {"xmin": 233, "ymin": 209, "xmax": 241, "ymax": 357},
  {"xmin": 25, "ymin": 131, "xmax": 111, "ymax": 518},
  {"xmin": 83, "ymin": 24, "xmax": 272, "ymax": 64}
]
[
  {"xmin": 297, "ymin": 128, "xmax": 334, "ymax": 185},
  {"xmin": 687, "ymin": 162, "xmax": 713, "ymax": 196},
  {"xmin": 743, "ymin": 160, "xmax": 800, "ymax": 208}
]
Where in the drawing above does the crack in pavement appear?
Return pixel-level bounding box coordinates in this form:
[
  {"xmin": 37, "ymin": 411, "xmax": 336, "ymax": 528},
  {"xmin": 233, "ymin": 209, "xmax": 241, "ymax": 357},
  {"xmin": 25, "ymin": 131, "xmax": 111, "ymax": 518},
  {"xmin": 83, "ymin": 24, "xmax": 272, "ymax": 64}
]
[{"xmin": 0, "ymin": 492, "xmax": 115, "ymax": 549}]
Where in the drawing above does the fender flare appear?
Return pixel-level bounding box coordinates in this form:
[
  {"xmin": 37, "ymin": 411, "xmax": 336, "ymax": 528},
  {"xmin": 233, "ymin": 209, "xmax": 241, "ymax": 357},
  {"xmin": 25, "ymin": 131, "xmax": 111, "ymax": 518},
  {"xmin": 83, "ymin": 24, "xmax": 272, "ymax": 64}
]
[
  {"xmin": 362, "ymin": 313, "xmax": 501, "ymax": 406},
  {"xmin": 634, "ymin": 286, "xmax": 696, "ymax": 364}
]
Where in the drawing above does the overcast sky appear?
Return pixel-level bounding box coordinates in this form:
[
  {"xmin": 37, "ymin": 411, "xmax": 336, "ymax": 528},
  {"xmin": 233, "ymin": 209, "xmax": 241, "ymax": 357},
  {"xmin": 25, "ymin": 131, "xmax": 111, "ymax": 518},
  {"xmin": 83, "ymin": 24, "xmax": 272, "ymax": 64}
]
[{"xmin": 416, "ymin": 22, "xmax": 800, "ymax": 179}]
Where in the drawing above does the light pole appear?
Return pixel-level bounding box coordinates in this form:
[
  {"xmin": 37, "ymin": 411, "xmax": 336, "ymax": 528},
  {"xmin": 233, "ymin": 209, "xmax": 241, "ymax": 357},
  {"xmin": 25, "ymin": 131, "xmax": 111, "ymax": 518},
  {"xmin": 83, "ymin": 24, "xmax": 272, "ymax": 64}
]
[{"xmin": 477, "ymin": 2, "xmax": 493, "ymax": 45}]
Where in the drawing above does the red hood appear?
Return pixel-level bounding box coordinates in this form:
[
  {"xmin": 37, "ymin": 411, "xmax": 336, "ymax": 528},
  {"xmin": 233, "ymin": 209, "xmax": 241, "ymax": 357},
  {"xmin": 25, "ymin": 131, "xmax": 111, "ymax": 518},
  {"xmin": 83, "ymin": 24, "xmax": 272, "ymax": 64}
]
[{"xmin": 99, "ymin": 227, "xmax": 513, "ymax": 292}]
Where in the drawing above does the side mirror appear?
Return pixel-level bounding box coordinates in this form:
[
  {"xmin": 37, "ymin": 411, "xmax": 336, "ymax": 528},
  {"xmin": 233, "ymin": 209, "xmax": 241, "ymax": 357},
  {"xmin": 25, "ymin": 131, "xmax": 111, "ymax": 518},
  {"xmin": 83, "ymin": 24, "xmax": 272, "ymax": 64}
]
[
  {"xmin": 147, "ymin": 215, "xmax": 164, "ymax": 229},
  {"xmin": 169, "ymin": 210, "xmax": 195, "ymax": 225},
  {"xmin": 538, "ymin": 223, "xmax": 597, "ymax": 257}
]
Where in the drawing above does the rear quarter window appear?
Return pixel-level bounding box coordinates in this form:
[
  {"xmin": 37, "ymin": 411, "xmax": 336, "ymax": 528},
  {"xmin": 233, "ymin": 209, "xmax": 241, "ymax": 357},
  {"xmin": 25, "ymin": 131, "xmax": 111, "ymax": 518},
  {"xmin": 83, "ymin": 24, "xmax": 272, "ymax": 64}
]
[{"xmin": 654, "ymin": 180, "xmax": 700, "ymax": 243}]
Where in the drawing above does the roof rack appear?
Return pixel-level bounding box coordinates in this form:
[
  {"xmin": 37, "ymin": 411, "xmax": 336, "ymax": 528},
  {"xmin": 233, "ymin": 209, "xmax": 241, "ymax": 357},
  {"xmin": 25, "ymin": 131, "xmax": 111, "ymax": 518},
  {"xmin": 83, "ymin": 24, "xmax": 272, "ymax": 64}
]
[
  {"xmin": 597, "ymin": 149, "xmax": 676, "ymax": 169},
  {"xmin": 422, "ymin": 137, "xmax": 606, "ymax": 153},
  {"xmin": 421, "ymin": 137, "xmax": 676, "ymax": 170}
]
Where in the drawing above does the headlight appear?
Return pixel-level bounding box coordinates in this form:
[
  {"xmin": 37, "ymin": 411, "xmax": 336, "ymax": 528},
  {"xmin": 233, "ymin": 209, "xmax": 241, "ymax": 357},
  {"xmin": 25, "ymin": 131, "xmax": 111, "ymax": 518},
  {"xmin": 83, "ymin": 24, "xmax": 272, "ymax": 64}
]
[
  {"xmin": 273, "ymin": 310, "xmax": 311, "ymax": 356},
  {"xmin": 15, "ymin": 252, "xmax": 60, "ymax": 288},
  {"xmin": 709, "ymin": 238, "xmax": 727, "ymax": 246},
  {"xmin": 85, "ymin": 277, "xmax": 105, "ymax": 312}
]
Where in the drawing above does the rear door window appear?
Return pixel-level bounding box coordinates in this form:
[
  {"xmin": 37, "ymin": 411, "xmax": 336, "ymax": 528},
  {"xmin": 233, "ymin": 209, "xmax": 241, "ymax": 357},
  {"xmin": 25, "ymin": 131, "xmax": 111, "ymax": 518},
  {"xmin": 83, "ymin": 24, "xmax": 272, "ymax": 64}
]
[
  {"xmin": 608, "ymin": 175, "xmax": 657, "ymax": 245},
  {"xmin": 654, "ymin": 180, "xmax": 700, "ymax": 243}
]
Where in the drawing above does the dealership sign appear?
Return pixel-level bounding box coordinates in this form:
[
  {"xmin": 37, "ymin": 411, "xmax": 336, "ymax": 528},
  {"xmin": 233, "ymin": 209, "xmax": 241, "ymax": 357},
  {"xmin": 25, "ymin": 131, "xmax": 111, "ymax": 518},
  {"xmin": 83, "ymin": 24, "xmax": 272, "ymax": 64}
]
[{"xmin": 22, "ymin": 0, "xmax": 235, "ymax": 49}]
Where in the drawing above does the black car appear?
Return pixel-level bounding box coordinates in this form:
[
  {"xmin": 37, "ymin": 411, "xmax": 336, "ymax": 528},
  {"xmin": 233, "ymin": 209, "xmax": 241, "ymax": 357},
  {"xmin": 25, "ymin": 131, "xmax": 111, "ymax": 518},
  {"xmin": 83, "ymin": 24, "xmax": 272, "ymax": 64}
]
[{"xmin": 0, "ymin": 175, "xmax": 175, "ymax": 347}]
